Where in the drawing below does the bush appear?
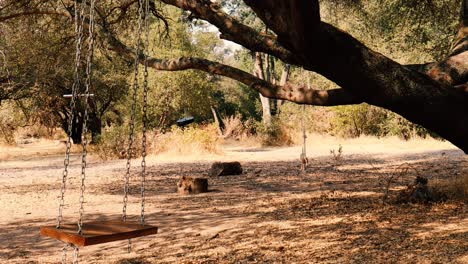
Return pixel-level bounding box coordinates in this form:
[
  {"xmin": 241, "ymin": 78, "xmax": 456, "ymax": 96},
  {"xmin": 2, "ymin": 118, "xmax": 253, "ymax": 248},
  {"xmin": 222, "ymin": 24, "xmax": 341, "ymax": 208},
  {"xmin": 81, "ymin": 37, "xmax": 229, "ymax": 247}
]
[
  {"xmin": 0, "ymin": 103, "xmax": 20, "ymax": 144},
  {"xmin": 256, "ymin": 118, "xmax": 293, "ymax": 147},
  {"xmin": 431, "ymin": 173, "xmax": 468, "ymax": 202},
  {"xmin": 92, "ymin": 125, "xmax": 143, "ymax": 160},
  {"xmin": 331, "ymin": 104, "xmax": 388, "ymax": 138},
  {"xmin": 222, "ymin": 115, "xmax": 255, "ymax": 140},
  {"xmin": 153, "ymin": 124, "xmax": 220, "ymax": 155}
]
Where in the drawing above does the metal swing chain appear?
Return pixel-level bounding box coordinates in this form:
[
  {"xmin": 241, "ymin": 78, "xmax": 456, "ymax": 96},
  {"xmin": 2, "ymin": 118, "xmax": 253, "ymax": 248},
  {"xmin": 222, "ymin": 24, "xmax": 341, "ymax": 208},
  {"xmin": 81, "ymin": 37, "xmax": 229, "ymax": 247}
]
[
  {"xmin": 57, "ymin": 0, "xmax": 86, "ymax": 229},
  {"xmin": 300, "ymin": 75, "xmax": 309, "ymax": 172},
  {"xmin": 122, "ymin": 0, "xmax": 146, "ymax": 223},
  {"xmin": 302, "ymin": 77, "xmax": 310, "ymax": 158},
  {"xmin": 77, "ymin": 0, "xmax": 96, "ymax": 235},
  {"xmin": 61, "ymin": 244, "xmax": 70, "ymax": 264},
  {"xmin": 72, "ymin": 246, "xmax": 79, "ymax": 264},
  {"xmin": 122, "ymin": 0, "xmax": 146, "ymax": 253},
  {"xmin": 302, "ymin": 104, "xmax": 307, "ymax": 156},
  {"xmin": 140, "ymin": 0, "xmax": 150, "ymax": 226}
]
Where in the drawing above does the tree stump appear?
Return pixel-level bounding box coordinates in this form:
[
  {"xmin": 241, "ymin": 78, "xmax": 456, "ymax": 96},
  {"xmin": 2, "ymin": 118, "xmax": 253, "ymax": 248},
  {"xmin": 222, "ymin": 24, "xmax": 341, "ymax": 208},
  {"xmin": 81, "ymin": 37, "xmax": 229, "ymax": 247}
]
[
  {"xmin": 177, "ymin": 176, "xmax": 208, "ymax": 195},
  {"xmin": 208, "ymin": 162, "xmax": 243, "ymax": 177}
]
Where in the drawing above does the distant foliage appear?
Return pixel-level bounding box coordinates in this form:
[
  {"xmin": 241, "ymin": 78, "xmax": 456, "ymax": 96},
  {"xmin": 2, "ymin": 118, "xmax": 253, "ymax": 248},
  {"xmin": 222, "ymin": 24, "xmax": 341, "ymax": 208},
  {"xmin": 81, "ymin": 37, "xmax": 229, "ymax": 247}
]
[
  {"xmin": 0, "ymin": 110, "xmax": 16, "ymax": 144},
  {"xmin": 256, "ymin": 118, "xmax": 293, "ymax": 147},
  {"xmin": 221, "ymin": 115, "xmax": 256, "ymax": 140},
  {"xmin": 154, "ymin": 124, "xmax": 221, "ymax": 155},
  {"xmin": 92, "ymin": 125, "xmax": 143, "ymax": 160}
]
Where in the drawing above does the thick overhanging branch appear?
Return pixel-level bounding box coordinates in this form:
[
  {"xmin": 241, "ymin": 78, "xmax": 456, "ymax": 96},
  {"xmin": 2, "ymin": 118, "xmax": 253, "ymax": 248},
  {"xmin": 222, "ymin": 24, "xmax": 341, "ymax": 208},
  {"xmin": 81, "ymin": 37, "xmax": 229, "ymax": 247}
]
[
  {"xmin": 158, "ymin": 0, "xmax": 296, "ymax": 64},
  {"xmin": 145, "ymin": 57, "xmax": 360, "ymax": 106},
  {"xmin": 405, "ymin": 51, "xmax": 468, "ymax": 87}
]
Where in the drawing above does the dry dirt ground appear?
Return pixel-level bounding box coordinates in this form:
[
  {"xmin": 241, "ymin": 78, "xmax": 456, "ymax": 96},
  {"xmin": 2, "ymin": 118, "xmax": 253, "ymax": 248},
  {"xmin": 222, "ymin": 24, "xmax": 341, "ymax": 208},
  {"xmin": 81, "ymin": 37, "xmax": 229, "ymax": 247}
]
[{"xmin": 0, "ymin": 136, "xmax": 467, "ymax": 263}]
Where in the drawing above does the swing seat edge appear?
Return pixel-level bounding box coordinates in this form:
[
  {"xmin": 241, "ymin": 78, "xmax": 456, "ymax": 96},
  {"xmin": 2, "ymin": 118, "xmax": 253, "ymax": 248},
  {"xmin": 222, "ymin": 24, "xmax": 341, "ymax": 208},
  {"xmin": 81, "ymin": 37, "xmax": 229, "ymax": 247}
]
[{"xmin": 40, "ymin": 221, "xmax": 158, "ymax": 247}]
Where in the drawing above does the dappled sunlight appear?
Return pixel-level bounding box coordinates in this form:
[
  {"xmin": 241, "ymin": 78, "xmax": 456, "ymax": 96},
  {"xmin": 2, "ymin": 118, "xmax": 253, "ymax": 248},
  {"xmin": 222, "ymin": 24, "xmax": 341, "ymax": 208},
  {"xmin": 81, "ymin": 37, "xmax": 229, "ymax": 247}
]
[{"xmin": 0, "ymin": 140, "xmax": 466, "ymax": 263}]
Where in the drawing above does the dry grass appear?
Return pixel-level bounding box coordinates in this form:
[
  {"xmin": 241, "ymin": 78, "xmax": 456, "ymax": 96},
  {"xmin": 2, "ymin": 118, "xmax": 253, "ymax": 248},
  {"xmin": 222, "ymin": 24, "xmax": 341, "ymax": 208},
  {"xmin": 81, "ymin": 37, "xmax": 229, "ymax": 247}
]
[
  {"xmin": 0, "ymin": 138, "xmax": 76, "ymax": 160},
  {"xmin": 152, "ymin": 125, "xmax": 221, "ymax": 156},
  {"xmin": 431, "ymin": 173, "xmax": 468, "ymax": 202}
]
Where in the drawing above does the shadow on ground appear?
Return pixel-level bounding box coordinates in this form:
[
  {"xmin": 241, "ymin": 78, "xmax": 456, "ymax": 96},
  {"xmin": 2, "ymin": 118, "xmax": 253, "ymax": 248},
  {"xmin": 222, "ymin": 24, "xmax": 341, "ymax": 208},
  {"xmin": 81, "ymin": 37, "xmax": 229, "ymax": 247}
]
[{"xmin": 1, "ymin": 150, "xmax": 466, "ymax": 263}]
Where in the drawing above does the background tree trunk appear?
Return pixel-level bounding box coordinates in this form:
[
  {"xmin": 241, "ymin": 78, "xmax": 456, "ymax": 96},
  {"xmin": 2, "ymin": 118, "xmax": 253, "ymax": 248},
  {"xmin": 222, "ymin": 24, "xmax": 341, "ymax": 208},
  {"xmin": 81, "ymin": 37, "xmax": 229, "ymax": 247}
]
[
  {"xmin": 253, "ymin": 52, "xmax": 272, "ymax": 126},
  {"xmin": 211, "ymin": 106, "xmax": 225, "ymax": 136}
]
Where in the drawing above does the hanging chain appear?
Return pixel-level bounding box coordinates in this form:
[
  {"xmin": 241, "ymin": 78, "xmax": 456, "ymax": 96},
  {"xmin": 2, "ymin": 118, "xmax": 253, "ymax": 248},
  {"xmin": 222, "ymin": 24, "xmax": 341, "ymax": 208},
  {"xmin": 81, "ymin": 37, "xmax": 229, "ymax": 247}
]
[
  {"xmin": 122, "ymin": 0, "xmax": 146, "ymax": 253},
  {"xmin": 57, "ymin": 0, "xmax": 86, "ymax": 229},
  {"xmin": 61, "ymin": 244, "xmax": 70, "ymax": 264},
  {"xmin": 77, "ymin": 0, "xmax": 96, "ymax": 235},
  {"xmin": 72, "ymin": 246, "xmax": 79, "ymax": 264},
  {"xmin": 123, "ymin": 0, "xmax": 145, "ymax": 223},
  {"xmin": 302, "ymin": 104, "xmax": 307, "ymax": 155},
  {"xmin": 300, "ymin": 74, "xmax": 309, "ymax": 172},
  {"xmin": 140, "ymin": 0, "xmax": 150, "ymax": 226}
]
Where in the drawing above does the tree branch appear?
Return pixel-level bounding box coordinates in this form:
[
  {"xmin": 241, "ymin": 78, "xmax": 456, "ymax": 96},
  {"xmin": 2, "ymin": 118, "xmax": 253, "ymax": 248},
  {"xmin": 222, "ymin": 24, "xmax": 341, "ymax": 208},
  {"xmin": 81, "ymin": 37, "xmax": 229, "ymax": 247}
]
[
  {"xmin": 146, "ymin": 57, "xmax": 360, "ymax": 106},
  {"xmin": 158, "ymin": 0, "xmax": 296, "ymax": 64},
  {"xmin": 406, "ymin": 50, "xmax": 467, "ymax": 87}
]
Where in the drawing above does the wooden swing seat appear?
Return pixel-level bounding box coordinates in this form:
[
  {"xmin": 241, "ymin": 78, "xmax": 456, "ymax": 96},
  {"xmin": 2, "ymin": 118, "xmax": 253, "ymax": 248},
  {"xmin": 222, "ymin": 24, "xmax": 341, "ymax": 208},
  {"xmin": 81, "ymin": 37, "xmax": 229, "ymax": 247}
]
[{"xmin": 40, "ymin": 221, "xmax": 158, "ymax": 247}]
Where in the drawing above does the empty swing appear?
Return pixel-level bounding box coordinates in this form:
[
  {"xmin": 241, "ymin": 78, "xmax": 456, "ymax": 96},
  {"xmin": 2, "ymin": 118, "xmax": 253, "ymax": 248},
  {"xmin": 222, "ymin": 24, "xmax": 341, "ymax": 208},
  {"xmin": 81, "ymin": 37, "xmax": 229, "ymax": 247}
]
[{"xmin": 40, "ymin": 0, "xmax": 157, "ymax": 259}]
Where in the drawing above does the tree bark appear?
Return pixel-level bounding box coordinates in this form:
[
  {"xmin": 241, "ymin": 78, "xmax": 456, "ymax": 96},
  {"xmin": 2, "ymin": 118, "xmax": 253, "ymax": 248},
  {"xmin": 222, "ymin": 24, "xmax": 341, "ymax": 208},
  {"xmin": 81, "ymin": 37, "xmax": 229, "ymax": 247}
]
[
  {"xmin": 210, "ymin": 106, "xmax": 225, "ymax": 136},
  {"xmin": 277, "ymin": 64, "xmax": 291, "ymax": 109},
  {"xmin": 253, "ymin": 52, "xmax": 272, "ymax": 125}
]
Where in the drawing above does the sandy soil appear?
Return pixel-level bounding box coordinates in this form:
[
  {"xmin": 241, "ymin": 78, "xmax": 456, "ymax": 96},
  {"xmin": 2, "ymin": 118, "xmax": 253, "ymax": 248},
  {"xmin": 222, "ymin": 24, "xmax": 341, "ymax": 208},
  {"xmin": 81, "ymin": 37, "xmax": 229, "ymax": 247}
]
[{"xmin": 0, "ymin": 136, "xmax": 467, "ymax": 263}]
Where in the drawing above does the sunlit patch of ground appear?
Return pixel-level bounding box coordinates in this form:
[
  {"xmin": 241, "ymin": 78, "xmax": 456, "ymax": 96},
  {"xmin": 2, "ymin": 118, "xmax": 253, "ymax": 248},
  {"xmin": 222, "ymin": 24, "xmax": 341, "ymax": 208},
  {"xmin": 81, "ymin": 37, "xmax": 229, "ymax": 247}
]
[{"xmin": 0, "ymin": 136, "xmax": 466, "ymax": 263}]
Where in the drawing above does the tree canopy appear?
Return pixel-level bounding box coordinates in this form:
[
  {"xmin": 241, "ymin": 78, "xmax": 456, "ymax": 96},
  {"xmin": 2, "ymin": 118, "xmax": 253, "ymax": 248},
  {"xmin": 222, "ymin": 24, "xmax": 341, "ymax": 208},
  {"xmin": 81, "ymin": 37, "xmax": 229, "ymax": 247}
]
[{"xmin": 0, "ymin": 0, "xmax": 467, "ymax": 152}]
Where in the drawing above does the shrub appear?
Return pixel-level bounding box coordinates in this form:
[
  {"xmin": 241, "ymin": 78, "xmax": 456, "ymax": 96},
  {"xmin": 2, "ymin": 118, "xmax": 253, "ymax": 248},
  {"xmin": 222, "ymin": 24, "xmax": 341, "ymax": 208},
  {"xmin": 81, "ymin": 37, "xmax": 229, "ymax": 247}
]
[
  {"xmin": 153, "ymin": 124, "xmax": 221, "ymax": 155},
  {"xmin": 256, "ymin": 118, "xmax": 293, "ymax": 147},
  {"xmin": 92, "ymin": 125, "xmax": 143, "ymax": 160},
  {"xmin": 0, "ymin": 103, "xmax": 20, "ymax": 144},
  {"xmin": 331, "ymin": 104, "xmax": 388, "ymax": 138},
  {"xmin": 430, "ymin": 173, "xmax": 468, "ymax": 202},
  {"xmin": 222, "ymin": 115, "xmax": 255, "ymax": 140}
]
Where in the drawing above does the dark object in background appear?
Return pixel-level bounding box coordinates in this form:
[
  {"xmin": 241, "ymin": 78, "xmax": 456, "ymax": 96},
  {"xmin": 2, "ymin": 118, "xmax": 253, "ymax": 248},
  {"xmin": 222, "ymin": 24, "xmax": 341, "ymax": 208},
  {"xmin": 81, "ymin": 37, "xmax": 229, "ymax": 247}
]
[
  {"xmin": 176, "ymin": 116, "xmax": 195, "ymax": 127},
  {"xmin": 396, "ymin": 176, "xmax": 446, "ymax": 204},
  {"xmin": 209, "ymin": 162, "xmax": 243, "ymax": 177}
]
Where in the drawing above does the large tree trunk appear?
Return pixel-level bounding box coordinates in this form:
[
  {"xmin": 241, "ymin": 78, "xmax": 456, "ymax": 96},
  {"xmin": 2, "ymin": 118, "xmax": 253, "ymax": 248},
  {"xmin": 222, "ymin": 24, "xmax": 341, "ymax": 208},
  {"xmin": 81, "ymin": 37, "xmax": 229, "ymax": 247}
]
[
  {"xmin": 243, "ymin": 0, "xmax": 468, "ymax": 153},
  {"xmin": 211, "ymin": 106, "xmax": 225, "ymax": 136},
  {"xmin": 70, "ymin": 114, "xmax": 83, "ymax": 145}
]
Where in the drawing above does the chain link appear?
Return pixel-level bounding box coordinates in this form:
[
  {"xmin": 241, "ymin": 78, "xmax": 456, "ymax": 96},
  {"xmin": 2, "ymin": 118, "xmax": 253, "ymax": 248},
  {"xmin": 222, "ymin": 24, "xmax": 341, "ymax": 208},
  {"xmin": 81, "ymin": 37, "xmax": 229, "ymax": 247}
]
[
  {"xmin": 140, "ymin": 0, "xmax": 150, "ymax": 226},
  {"xmin": 57, "ymin": 0, "xmax": 86, "ymax": 229},
  {"xmin": 300, "ymin": 76, "xmax": 309, "ymax": 172},
  {"xmin": 77, "ymin": 0, "xmax": 96, "ymax": 235},
  {"xmin": 72, "ymin": 246, "xmax": 79, "ymax": 264},
  {"xmin": 302, "ymin": 104, "xmax": 307, "ymax": 156},
  {"xmin": 122, "ymin": 0, "xmax": 146, "ymax": 252},
  {"xmin": 61, "ymin": 244, "xmax": 70, "ymax": 264},
  {"xmin": 123, "ymin": 0, "xmax": 146, "ymax": 223}
]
